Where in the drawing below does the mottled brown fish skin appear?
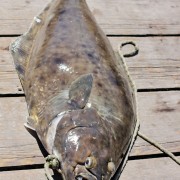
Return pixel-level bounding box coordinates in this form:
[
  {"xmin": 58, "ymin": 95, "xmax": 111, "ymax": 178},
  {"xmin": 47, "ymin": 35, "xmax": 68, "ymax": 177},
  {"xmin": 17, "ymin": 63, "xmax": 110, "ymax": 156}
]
[{"xmin": 12, "ymin": 0, "xmax": 137, "ymax": 179}]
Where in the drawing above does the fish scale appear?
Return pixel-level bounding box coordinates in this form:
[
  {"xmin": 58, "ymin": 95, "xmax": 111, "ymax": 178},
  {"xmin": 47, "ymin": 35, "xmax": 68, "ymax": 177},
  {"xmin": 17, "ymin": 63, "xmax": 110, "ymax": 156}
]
[{"xmin": 10, "ymin": 0, "xmax": 139, "ymax": 179}]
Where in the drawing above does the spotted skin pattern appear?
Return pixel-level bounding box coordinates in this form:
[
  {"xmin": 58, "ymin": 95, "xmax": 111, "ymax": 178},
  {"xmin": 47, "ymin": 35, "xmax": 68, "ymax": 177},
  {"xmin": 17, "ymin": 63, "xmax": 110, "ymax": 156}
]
[{"xmin": 10, "ymin": 0, "xmax": 138, "ymax": 179}]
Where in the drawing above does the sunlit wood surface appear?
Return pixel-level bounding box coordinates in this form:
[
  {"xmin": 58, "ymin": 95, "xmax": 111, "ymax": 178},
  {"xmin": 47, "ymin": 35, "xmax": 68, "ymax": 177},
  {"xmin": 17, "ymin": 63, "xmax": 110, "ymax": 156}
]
[{"xmin": 0, "ymin": 0, "xmax": 179, "ymax": 179}]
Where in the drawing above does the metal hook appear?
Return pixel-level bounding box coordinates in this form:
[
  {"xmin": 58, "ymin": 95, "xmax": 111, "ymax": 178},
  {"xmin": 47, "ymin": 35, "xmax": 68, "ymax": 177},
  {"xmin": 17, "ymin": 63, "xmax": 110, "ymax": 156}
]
[{"xmin": 120, "ymin": 41, "xmax": 139, "ymax": 58}]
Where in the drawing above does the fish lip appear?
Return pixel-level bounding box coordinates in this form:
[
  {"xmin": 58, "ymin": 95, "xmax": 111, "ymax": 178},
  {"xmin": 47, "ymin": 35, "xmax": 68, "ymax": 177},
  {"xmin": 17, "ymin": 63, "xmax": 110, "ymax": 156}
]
[
  {"xmin": 74, "ymin": 164, "xmax": 97, "ymax": 180},
  {"xmin": 75, "ymin": 173, "xmax": 97, "ymax": 180}
]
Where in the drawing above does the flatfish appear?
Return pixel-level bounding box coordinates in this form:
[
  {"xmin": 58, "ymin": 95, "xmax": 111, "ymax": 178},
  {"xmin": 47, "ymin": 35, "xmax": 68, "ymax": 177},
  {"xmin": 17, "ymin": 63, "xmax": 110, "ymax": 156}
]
[{"xmin": 10, "ymin": 0, "xmax": 139, "ymax": 179}]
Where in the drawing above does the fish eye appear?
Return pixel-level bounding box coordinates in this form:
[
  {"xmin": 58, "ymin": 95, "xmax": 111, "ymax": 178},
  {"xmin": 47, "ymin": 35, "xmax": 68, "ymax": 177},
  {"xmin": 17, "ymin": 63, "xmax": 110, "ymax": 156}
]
[{"xmin": 85, "ymin": 156, "xmax": 97, "ymax": 169}]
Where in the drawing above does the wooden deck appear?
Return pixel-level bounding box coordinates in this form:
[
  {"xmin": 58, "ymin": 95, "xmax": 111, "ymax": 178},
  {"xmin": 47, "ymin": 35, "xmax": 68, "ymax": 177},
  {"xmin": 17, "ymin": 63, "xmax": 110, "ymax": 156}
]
[{"xmin": 0, "ymin": 0, "xmax": 179, "ymax": 179}]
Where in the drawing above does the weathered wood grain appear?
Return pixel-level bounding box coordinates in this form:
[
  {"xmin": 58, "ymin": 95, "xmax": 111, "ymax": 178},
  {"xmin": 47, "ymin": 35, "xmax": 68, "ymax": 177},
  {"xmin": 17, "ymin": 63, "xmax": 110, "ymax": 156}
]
[
  {"xmin": 110, "ymin": 36, "xmax": 180, "ymax": 89},
  {"xmin": 0, "ymin": 157, "xmax": 179, "ymax": 180},
  {"xmin": 121, "ymin": 157, "xmax": 180, "ymax": 180},
  {"xmin": 1, "ymin": 36, "xmax": 180, "ymax": 94},
  {"xmin": 0, "ymin": 38, "xmax": 22, "ymax": 94},
  {"xmin": 131, "ymin": 91, "xmax": 180, "ymax": 156},
  {"xmin": 0, "ymin": 169, "xmax": 45, "ymax": 180},
  {"xmin": 0, "ymin": 91, "xmax": 179, "ymax": 167},
  {"xmin": 0, "ymin": 97, "xmax": 44, "ymax": 167},
  {"xmin": 0, "ymin": 0, "xmax": 180, "ymax": 35}
]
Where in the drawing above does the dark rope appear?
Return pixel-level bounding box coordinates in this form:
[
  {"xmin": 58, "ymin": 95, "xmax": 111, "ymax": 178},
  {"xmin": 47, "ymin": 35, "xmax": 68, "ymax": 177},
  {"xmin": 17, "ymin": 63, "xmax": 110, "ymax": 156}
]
[
  {"xmin": 44, "ymin": 155, "xmax": 60, "ymax": 180},
  {"xmin": 120, "ymin": 41, "xmax": 139, "ymax": 58},
  {"xmin": 138, "ymin": 131, "xmax": 180, "ymax": 165}
]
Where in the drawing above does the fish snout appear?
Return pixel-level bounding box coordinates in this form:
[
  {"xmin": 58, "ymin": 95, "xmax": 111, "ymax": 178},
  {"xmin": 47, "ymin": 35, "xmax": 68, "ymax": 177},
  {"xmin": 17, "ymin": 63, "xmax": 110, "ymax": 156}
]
[{"xmin": 74, "ymin": 164, "xmax": 97, "ymax": 180}]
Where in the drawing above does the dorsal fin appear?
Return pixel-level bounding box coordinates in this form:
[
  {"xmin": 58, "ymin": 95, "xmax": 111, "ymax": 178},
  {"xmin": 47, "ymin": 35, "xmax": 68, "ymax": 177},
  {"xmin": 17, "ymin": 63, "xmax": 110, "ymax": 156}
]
[
  {"xmin": 69, "ymin": 74, "xmax": 93, "ymax": 109},
  {"xmin": 10, "ymin": 19, "xmax": 42, "ymax": 84},
  {"xmin": 9, "ymin": 0, "xmax": 55, "ymax": 86}
]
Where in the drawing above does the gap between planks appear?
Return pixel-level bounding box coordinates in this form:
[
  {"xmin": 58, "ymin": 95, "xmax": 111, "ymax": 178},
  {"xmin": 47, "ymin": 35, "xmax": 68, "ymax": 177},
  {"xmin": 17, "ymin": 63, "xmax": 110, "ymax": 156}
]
[
  {"xmin": 0, "ymin": 0, "xmax": 180, "ymax": 35},
  {"xmin": 0, "ymin": 36, "xmax": 180, "ymax": 94},
  {"xmin": 0, "ymin": 91, "xmax": 179, "ymax": 167},
  {"xmin": 0, "ymin": 157, "xmax": 179, "ymax": 180},
  {"xmin": 1, "ymin": 87, "xmax": 180, "ymax": 98},
  {"xmin": 1, "ymin": 34, "xmax": 180, "ymax": 37},
  {"xmin": 0, "ymin": 154, "xmax": 180, "ymax": 172}
]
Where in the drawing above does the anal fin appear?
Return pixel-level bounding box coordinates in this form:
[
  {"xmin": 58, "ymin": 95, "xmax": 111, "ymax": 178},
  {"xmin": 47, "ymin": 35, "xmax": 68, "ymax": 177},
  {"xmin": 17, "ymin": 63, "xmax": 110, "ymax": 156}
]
[
  {"xmin": 24, "ymin": 117, "xmax": 37, "ymax": 137},
  {"xmin": 24, "ymin": 122, "xmax": 35, "ymax": 131}
]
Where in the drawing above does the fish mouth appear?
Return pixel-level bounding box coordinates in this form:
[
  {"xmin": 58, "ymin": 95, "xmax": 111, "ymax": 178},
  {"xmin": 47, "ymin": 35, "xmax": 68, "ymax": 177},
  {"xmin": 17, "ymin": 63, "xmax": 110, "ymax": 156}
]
[
  {"xmin": 64, "ymin": 126, "xmax": 98, "ymax": 180},
  {"xmin": 74, "ymin": 164, "xmax": 97, "ymax": 180}
]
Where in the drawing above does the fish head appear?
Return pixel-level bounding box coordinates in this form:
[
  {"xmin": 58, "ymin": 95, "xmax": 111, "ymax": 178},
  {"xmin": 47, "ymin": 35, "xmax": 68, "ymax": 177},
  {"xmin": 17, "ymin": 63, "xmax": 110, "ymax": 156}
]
[{"xmin": 52, "ymin": 108, "xmax": 115, "ymax": 180}]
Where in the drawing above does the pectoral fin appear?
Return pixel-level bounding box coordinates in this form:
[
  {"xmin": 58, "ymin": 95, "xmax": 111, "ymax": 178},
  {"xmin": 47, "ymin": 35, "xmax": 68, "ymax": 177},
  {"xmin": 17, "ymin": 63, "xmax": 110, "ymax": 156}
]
[{"xmin": 69, "ymin": 74, "xmax": 93, "ymax": 109}]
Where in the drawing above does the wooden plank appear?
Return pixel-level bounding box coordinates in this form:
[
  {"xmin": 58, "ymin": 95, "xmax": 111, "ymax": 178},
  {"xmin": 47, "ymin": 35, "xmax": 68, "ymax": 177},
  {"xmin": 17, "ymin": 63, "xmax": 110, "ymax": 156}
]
[
  {"xmin": 0, "ymin": 157, "xmax": 179, "ymax": 179},
  {"xmin": 0, "ymin": 91, "xmax": 179, "ymax": 167},
  {"xmin": 121, "ymin": 157, "xmax": 180, "ymax": 180},
  {"xmin": 131, "ymin": 91, "xmax": 180, "ymax": 156},
  {"xmin": 0, "ymin": 0, "xmax": 180, "ymax": 35},
  {"xmin": 0, "ymin": 97, "xmax": 44, "ymax": 167},
  {"xmin": 110, "ymin": 36, "xmax": 180, "ymax": 90},
  {"xmin": 0, "ymin": 38, "xmax": 22, "ymax": 94},
  {"xmin": 0, "ymin": 169, "xmax": 45, "ymax": 180},
  {"xmin": 1, "ymin": 36, "xmax": 180, "ymax": 94}
]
